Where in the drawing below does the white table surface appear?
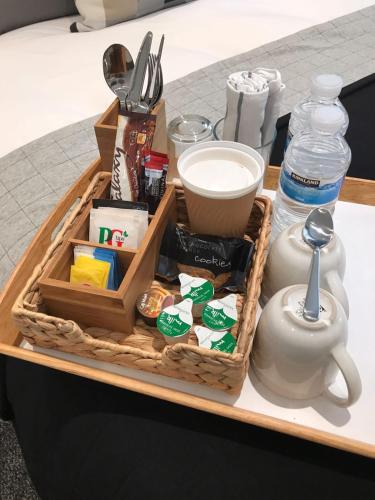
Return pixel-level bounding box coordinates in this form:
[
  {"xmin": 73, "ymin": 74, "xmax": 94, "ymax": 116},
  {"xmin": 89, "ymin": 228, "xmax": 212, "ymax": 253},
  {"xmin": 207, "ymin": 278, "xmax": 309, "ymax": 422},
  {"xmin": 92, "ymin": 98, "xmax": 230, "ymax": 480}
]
[{"xmin": 23, "ymin": 192, "xmax": 375, "ymax": 449}]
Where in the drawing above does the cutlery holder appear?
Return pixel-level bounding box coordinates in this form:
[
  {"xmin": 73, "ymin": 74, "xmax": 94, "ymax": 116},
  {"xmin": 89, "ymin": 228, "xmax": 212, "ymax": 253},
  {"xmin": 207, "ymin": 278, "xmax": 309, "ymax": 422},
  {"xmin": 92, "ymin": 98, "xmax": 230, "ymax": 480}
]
[
  {"xmin": 12, "ymin": 167, "xmax": 272, "ymax": 393},
  {"xmin": 95, "ymin": 99, "xmax": 168, "ymax": 170}
]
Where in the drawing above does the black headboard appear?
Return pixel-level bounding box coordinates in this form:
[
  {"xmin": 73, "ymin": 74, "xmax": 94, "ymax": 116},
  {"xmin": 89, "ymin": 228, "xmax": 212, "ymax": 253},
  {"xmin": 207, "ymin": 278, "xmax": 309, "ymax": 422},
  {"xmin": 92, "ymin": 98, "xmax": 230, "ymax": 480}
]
[{"xmin": 0, "ymin": 0, "xmax": 78, "ymax": 35}]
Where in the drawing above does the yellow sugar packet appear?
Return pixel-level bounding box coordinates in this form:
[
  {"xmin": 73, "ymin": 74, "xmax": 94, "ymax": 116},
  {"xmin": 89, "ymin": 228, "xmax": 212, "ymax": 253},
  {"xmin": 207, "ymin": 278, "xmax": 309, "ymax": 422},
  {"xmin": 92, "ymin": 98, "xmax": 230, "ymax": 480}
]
[
  {"xmin": 70, "ymin": 255, "xmax": 110, "ymax": 289},
  {"xmin": 70, "ymin": 266, "xmax": 107, "ymax": 289}
]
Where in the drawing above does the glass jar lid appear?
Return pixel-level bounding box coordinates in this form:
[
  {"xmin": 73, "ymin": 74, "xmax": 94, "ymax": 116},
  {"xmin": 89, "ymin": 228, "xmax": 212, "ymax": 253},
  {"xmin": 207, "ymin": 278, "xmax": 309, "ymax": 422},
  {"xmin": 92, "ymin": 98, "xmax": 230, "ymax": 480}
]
[{"xmin": 167, "ymin": 114, "xmax": 213, "ymax": 144}]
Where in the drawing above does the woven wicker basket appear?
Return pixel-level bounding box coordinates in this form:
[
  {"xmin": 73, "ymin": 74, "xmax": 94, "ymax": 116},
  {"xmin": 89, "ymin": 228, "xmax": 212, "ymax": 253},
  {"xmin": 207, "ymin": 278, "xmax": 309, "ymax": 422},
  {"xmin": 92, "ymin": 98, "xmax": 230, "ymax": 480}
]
[{"xmin": 12, "ymin": 172, "xmax": 272, "ymax": 393}]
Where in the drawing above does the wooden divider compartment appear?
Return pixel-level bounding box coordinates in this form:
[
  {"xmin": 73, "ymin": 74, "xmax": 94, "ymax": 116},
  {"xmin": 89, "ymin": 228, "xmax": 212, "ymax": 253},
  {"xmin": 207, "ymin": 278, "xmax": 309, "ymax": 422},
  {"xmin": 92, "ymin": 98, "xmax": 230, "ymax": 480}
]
[
  {"xmin": 38, "ymin": 240, "xmax": 137, "ymax": 332},
  {"xmin": 38, "ymin": 179, "xmax": 177, "ymax": 334},
  {"xmin": 45, "ymin": 239, "xmax": 136, "ymax": 283}
]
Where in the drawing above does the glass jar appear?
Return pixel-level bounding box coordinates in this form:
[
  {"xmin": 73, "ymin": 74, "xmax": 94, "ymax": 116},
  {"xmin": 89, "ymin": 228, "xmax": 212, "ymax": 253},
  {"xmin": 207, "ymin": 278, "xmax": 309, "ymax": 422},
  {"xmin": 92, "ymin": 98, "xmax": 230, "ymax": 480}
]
[{"xmin": 167, "ymin": 114, "xmax": 213, "ymax": 158}]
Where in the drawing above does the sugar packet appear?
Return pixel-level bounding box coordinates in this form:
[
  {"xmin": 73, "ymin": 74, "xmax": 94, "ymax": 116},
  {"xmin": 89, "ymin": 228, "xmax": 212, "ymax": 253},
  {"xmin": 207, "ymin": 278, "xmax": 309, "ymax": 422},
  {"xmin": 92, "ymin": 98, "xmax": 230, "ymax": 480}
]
[
  {"xmin": 73, "ymin": 245, "xmax": 122, "ymax": 290},
  {"xmin": 70, "ymin": 255, "xmax": 110, "ymax": 289}
]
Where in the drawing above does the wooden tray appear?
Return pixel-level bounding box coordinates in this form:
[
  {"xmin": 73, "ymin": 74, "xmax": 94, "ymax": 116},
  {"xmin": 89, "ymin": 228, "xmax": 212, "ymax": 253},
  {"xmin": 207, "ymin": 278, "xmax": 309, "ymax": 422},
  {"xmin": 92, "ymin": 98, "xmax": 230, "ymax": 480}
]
[{"xmin": 1, "ymin": 159, "xmax": 375, "ymax": 457}]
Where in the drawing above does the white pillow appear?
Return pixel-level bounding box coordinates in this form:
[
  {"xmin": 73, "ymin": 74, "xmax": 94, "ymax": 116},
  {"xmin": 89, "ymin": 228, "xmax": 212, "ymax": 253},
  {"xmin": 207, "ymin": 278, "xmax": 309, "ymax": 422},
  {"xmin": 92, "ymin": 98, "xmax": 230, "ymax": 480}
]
[{"xmin": 70, "ymin": 0, "xmax": 194, "ymax": 32}]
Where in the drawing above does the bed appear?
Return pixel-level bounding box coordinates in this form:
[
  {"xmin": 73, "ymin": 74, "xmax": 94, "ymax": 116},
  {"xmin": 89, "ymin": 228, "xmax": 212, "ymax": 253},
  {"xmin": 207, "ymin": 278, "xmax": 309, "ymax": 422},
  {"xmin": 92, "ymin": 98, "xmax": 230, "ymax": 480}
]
[{"xmin": 1, "ymin": 0, "xmax": 374, "ymax": 158}]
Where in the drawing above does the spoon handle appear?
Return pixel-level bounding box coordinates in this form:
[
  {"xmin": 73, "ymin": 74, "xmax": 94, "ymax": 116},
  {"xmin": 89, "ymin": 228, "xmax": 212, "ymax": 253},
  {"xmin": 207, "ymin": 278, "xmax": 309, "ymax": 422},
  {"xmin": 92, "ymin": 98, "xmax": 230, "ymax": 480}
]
[{"xmin": 303, "ymin": 247, "xmax": 320, "ymax": 321}]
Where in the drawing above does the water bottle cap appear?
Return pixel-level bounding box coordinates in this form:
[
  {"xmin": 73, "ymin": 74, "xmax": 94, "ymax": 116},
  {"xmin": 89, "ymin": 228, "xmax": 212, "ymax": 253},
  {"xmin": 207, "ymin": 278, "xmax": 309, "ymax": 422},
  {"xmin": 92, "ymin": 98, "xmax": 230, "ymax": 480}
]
[
  {"xmin": 311, "ymin": 106, "xmax": 345, "ymax": 134},
  {"xmin": 311, "ymin": 74, "xmax": 343, "ymax": 99}
]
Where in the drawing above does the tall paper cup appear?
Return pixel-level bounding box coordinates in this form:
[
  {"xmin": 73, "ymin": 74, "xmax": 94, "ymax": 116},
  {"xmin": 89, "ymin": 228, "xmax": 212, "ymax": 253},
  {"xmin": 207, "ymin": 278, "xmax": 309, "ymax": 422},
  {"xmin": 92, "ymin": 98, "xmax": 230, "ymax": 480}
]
[{"xmin": 177, "ymin": 141, "xmax": 264, "ymax": 237}]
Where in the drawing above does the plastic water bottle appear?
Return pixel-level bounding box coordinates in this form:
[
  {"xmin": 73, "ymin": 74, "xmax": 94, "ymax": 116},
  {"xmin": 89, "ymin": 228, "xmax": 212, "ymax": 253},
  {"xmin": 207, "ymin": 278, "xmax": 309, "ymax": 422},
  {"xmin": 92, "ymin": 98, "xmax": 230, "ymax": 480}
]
[
  {"xmin": 285, "ymin": 74, "xmax": 349, "ymax": 151},
  {"xmin": 272, "ymin": 105, "xmax": 351, "ymax": 238}
]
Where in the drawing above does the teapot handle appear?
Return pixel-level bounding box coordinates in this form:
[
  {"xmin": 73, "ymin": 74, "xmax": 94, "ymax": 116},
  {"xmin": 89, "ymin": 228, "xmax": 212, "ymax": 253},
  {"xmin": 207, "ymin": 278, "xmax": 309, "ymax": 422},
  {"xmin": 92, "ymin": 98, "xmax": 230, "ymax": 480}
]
[
  {"xmin": 325, "ymin": 270, "xmax": 349, "ymax": 318},
  {"xmin": 324, "ymin": 343, "xmax": 362, "ymax": 407}
]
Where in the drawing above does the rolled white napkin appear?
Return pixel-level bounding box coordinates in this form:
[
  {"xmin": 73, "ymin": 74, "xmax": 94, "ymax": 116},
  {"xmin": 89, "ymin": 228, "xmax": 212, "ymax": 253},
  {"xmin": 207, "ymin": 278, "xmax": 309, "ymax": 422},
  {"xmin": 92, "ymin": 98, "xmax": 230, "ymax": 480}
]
[{"xmin": 223, "ymin": 68, "xmax": 285, "ymax": 149}]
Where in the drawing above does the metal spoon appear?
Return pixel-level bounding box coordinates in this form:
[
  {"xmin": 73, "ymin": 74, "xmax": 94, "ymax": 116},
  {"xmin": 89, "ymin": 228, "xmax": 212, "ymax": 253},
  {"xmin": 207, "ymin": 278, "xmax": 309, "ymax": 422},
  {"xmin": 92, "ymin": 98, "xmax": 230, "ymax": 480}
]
[
  {"xmin": 103, "ymin": 44, "xmax": 134, "ymax": 110},
  {"xmin": 302, "ymin": 208, "xmax": 334, "ymax": 321}
]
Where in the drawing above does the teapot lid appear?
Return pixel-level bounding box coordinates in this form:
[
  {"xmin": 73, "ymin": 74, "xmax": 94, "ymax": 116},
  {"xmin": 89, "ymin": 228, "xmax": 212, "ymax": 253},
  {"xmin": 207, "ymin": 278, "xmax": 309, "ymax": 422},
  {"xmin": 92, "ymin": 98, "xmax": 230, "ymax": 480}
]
[{"xmin": 282, "ymin": 285, "xmax": 338, "ymax": 329}]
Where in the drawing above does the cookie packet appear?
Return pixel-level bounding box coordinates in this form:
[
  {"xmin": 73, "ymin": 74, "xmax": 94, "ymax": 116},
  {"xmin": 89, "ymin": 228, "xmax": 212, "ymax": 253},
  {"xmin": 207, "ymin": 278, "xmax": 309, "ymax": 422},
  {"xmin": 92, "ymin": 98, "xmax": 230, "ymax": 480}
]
[{"xmin": 156, "ymin": 223, "xmax": 255, "ymax": 292}]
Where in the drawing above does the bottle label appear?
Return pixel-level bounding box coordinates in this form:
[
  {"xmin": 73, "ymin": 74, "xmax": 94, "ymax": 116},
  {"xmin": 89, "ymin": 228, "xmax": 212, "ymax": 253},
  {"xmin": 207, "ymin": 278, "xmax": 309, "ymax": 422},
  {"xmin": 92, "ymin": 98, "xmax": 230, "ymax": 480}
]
[{"xmin": 280, "ymin": 167, "xmax": 344, "ymax": 205}]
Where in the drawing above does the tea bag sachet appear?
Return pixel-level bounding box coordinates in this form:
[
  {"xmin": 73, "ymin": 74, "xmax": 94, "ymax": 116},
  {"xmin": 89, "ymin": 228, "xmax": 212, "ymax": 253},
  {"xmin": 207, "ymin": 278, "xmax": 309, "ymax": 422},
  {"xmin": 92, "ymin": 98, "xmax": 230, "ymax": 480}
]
[
  {"xmin": 89, "ymin": 210, "xmax": 139, "ymax": 249},
  {"xmin": 91, "ymin": 200, "xmax": 148, "ymax": 248},
  {"xmin": 93, "ymin": 198, "xmax": 148, "ymax": 235},
  {"xmin": 94, "ymin": 208, "xmax": 147, "ymax": 247}
]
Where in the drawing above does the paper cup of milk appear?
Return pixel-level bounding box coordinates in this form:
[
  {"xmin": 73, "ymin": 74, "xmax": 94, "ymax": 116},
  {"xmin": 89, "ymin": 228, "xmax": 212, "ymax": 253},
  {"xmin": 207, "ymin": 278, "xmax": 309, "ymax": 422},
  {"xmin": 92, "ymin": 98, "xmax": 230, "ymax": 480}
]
[{"xmin": 177, "ymin": 141, "xmax": 264, "ymax": 237}]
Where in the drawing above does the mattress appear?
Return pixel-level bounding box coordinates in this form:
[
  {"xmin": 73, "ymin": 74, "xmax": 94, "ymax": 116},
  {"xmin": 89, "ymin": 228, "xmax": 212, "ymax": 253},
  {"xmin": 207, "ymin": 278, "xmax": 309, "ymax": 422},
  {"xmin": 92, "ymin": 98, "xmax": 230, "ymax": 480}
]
[{"xmin": 0, "ymin": 0, "xmax": 374, "ymax": 157}]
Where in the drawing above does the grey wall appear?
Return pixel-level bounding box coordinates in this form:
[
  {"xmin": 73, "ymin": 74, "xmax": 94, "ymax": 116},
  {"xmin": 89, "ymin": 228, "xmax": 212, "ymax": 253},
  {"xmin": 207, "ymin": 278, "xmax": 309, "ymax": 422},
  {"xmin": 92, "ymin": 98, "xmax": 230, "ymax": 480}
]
[{"xmin": 0, "ymin": 0, "xmax": 78, "ymax": 34}]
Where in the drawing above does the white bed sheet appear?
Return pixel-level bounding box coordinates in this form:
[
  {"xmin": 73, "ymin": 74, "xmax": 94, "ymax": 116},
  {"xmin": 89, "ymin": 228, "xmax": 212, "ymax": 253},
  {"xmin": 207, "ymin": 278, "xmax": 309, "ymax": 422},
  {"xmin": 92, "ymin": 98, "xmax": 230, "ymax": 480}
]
[{"xmin": 0, "ymin": 0, "xmax": 374, "ymax": 157}]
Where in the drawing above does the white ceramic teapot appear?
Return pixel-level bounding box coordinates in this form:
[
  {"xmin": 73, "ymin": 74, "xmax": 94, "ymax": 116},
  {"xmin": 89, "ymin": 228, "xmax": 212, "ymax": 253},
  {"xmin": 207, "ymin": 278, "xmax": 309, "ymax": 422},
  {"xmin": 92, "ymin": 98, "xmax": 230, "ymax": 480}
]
[
  {"xmin": 261, "ymin": 222, "xmax": 349, "ymax": 317},
  {"xmin": 252, "ymin": 285, "xmax": 361, "ymax": 407}
]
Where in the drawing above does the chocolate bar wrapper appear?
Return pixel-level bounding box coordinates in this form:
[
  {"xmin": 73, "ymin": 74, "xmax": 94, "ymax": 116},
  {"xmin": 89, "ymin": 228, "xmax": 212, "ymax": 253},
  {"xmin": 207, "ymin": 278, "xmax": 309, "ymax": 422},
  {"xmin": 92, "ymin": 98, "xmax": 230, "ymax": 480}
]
[{"xmin": 111, "ymin": 111, "xmax": 156, "ymax": 201}]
